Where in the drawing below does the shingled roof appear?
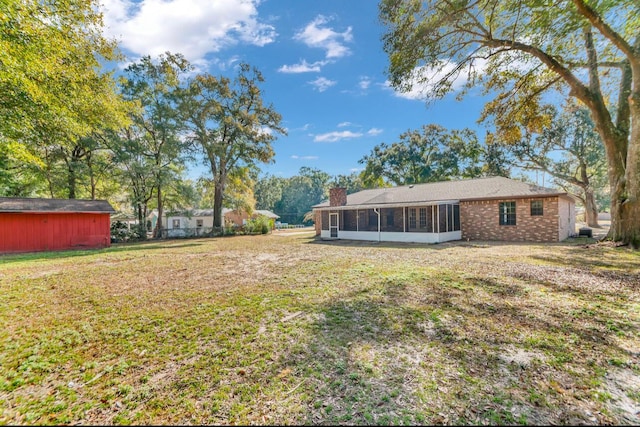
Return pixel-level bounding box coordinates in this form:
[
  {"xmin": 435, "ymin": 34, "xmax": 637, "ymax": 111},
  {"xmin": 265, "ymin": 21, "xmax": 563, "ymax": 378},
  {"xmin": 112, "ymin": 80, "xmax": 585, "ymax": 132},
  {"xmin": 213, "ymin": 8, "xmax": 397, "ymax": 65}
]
[
  {"xmin": 313, "ymin": 177, "xmax": 570, "ymax": 209},
  {"xmin": 0, "ymin": 197, "xmax": 115, "ymax": 213}
]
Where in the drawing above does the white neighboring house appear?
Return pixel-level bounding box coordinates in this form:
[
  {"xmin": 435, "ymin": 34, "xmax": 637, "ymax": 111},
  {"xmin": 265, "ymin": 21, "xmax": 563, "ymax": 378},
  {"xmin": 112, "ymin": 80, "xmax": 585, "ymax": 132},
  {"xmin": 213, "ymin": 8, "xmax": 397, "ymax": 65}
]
[
  {"xmin": 149, "ymin": 208, "xmax": 280, "ymax": 237},
  {"xmin": 164, "ymin": 209, "xmax": 216, "ymax": 237}
]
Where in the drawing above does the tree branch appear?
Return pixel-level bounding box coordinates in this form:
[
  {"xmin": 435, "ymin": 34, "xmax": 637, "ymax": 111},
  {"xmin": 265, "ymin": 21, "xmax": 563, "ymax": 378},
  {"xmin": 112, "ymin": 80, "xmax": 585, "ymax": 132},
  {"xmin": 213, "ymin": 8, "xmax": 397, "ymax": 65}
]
[
  {"xmin": 483, "ymin": 38, "xmax": 593, "ymax": 104},
  {"xmin": 571, "ymin": 0, "xmax": 637, "ymax": 67}
]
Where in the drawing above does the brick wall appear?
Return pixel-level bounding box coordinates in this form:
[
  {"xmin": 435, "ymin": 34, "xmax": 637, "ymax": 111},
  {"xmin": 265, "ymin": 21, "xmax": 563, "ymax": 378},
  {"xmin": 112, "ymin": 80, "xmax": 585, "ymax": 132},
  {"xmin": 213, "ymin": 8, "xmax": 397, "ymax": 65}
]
[
  {"xmin": 460, "ymin": 197, "xmax": 560, "ymax": 242},
  {"xmin": 314, "ymin": 211, "xmax": 322, "ymax": 235},
  {"xmin": 224, "ymin": 209, "xmax": 249, "ymax": 226},
  {"xmin": 329, "ymin": 188, "xmax": 347, "ymax": 207}
]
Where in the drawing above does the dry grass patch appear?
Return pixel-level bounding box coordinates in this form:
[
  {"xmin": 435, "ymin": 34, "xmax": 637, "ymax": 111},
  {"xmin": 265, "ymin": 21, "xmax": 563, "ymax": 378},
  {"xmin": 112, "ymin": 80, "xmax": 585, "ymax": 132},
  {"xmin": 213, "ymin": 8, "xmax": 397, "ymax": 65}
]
[{"xmin": 0, "ymin": 234, "xmax": 638, "ymax": 425}]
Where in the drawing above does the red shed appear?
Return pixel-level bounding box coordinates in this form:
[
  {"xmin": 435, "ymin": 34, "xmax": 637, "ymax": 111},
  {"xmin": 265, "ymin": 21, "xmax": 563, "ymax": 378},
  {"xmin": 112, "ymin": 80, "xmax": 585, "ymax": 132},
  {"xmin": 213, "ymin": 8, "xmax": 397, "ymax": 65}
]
[{"xmin": 0, "ymin": 197, "xmax": 115, "ymax": 254}]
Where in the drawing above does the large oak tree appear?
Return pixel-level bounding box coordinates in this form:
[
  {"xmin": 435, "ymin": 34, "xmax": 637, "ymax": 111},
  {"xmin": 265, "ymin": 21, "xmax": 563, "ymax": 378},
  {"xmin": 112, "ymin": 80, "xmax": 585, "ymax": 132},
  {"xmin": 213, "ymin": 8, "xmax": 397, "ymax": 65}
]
[
  {"xmin": 359, "ymin": 124, "xmax": 484, "ymax": 186},
  {"xmin": 181, "ymin": 64, "xmax": 286, "ymax": 229},
  {"xmin": 380, "ymin": 0, "xmax": 640, "ymax": 247}
]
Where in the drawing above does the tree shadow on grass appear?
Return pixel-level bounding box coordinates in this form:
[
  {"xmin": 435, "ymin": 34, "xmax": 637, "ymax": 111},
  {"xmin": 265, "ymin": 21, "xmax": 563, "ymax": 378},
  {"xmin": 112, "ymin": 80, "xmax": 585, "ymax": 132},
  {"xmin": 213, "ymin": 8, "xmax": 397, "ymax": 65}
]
[
  {"xmin": 530, "ymin": 245, "xmax": 640, "ymax": 275},
  {"xmin": 275, "ymin": 271, "xmax": 638, "ymax": 425}
]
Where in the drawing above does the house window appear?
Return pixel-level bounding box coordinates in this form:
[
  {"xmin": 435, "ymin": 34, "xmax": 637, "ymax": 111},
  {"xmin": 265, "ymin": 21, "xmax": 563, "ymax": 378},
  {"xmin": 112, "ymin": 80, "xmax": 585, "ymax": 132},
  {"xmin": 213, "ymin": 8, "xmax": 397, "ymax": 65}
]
[
  {"xmin": 530, "ymin": 200, "xmax": 544, "ymax": 216},
  {"xmin": 408, "ymin": 208, "xmax": 416, "ymax": 229},
  {"xmin": 419, "ymin": 208, "xmax": 427, "ymax": 228},
  {"xmin": 172, "ymin": 219, "xmax": 180, "ymax": 229},
  {"xmin": 196, "ymin": 219, "xmax": 203, "ymax": 227},
  {"xmin": 499, "ymin": 202, "xmax": 516, "ymax": 225}
]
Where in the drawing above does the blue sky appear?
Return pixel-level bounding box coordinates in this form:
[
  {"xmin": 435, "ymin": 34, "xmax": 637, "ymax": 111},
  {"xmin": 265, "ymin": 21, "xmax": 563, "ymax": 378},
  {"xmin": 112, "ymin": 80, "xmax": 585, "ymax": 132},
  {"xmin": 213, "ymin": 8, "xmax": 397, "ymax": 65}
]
[{"xmin": 100, "ymin": 0, "xmax": 494, "ymax": 180}]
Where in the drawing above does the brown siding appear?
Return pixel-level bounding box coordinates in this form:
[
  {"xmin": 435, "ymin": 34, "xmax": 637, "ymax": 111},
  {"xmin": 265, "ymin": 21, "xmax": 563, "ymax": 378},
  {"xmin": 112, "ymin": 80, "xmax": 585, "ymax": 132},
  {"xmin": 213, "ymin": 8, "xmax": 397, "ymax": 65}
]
[{"xmin": 460, "ymin": 197, "xmax": 559, "ymax": 242}]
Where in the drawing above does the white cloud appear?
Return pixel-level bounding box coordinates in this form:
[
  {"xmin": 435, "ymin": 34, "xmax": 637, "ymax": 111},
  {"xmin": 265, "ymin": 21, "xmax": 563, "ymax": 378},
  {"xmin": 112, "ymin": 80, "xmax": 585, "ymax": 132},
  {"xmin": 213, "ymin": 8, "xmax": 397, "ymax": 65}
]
[
  {"xmin": 367, "ymin": 128, "xmax": 383, "ymax": 136},
  {"xmin": 209, "ymin": 55, "xmax": 241, "ymax": 71},
  {"xmin": 294, "ymin": 15, "xmax": 353, "ymax": 59},
  {"xmin": 309, "ymin": 77, "xmax": 336, "ymax": 92},
  {"xmin": 337, "ymin": 121, "xmax": 352, "ymax": 128},
  {"xmin": 349, "ymin": 168, "xmax": 363, "ymax": 172},
  {"xmin": 314, "ymin": 130, "xmax": 363, "ymax": 143},
  {"xmin": 257, "ymin": 126, "xmax": 274, "ymax": 136},
  {"xmin": 291, "ymin": 155, "xmax": 319, "ymax": 160},
  {"xmin": 100, "ymin": 0, "xmax": 276, "ymax": 60},
  {"xmin": 278, "ymin": 59, "xmax": 327, "ymax": 73},
  {"xmin": 387, "ymin": 59, "xmax": 488, "ymax": 100},
  {"xmin": 359, "ymin": 76, "xmax": 372, "ymax": 90}
]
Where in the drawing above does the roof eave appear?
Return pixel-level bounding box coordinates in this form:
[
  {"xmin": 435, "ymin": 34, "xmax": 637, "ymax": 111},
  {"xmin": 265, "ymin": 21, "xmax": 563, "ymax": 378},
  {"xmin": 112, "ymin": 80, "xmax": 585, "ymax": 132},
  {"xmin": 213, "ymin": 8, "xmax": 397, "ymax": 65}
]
[
  {"xmin": 0, "ymin": 209, "xmax": 115, "ymax": 214},
  {"xmin": 313, "ymin": 200, "xmax": 460, "ymax": 211},
  {"xmin": 462, "ymin": 193, "xmax": 568, "ymax": 202},
  {"xmin": 313, "ymin": 193, "xmax": 572, "ymax": 211}
]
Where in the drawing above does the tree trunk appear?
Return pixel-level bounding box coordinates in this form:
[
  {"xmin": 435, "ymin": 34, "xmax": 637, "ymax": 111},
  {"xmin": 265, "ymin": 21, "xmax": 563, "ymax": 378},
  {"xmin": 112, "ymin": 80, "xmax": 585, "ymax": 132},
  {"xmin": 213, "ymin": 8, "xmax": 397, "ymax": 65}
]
[
  {"xmin": 213, "ymin": 180, "xmax": 224, "ymax": 229},
  {"xmin": 584, "ymin": 187, "xmax": 600, "ymax": 228},
  {"xmin": 67, "ymin": 161, "xmax": 76, "ymax": 199},
  {"xmin": 86, "ymin": 151, "xmax": 96, "ymax": 200},
  {"xmin": 610, "ymin": 100, "xmax": 640, "ymax": 248},
  {"xmin": 154, "ymin": 185, "xmax": 163, "ymax": 239}
]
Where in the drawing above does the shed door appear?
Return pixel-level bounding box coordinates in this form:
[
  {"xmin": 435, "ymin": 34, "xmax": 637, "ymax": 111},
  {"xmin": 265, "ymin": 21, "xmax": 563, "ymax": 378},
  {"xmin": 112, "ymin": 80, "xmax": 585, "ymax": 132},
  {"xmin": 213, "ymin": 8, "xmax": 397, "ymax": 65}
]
[{"xmin": 330, "ymin": 213, "xmax": 338, "ymax": 238}]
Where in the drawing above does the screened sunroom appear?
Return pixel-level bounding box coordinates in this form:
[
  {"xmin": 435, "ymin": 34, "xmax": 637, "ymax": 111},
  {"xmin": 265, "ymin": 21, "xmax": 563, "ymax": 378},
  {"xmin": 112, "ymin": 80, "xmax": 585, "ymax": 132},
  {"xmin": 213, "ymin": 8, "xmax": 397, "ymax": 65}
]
[{"xmin": 318, "ymin": 203, "xmax": 461, "ymax": 243}]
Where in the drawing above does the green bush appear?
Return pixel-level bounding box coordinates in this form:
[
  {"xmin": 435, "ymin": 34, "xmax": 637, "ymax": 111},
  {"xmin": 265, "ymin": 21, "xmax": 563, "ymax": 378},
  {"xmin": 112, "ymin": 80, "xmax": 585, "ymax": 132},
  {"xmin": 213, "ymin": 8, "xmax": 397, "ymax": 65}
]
[
  {"xmin": 110, "ymin": 221, "xmax": 146, "ymax": 243},
  {"xmin": 244, "ymin": 216, "xmax": 273, "ymax": 235}
]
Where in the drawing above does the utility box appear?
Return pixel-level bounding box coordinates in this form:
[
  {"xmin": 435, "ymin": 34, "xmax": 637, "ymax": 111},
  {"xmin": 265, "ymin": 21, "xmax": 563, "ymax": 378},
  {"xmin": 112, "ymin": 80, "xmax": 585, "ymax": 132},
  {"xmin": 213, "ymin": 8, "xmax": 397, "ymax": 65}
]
[{"xmin": 578, "ymin": 227, "xmax": 593, "ymax": 238}]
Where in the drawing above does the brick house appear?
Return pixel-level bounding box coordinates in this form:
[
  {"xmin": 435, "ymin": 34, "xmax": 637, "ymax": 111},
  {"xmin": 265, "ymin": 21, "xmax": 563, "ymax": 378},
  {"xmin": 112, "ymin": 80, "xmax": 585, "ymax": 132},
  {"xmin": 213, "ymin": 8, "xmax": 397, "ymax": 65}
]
[{"xmin": 312, "ymin": 177, "xmax": 576, "ymax": 243}]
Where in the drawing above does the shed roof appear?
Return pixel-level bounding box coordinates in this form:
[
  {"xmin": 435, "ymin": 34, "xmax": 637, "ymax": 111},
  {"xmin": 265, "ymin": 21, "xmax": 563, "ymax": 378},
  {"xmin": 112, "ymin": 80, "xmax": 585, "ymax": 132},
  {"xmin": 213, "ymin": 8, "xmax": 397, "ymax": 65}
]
[
  {"xmin": 313, "ymin": 177, "xmax": 571, "ymax": 209},
  {"xmin": 0, "ymin": 197, "xmax": 115, "ymax": 213}
]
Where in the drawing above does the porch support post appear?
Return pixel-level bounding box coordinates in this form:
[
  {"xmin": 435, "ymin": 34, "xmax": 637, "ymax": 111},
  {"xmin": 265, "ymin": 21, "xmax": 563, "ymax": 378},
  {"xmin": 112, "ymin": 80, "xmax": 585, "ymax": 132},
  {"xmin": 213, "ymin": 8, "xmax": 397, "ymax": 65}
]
[
  {"xmin": 356, "ymin": 209, "xmax": 359, "ymax": 232},
  {"xmin": 403, "ymin": 207, "xmax": 406, "ymax": 232},
  {"xmin": 432, "ymin": 205, "xmax": 436, "ymax": 233}
]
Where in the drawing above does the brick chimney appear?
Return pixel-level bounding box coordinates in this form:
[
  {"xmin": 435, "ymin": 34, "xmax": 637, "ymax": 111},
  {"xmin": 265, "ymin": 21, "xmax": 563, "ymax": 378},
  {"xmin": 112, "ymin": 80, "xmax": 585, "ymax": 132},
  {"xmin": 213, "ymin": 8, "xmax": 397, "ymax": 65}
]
[{"xmin": 329, "ymin": 187, "xmax": 347, "ymax": 207}]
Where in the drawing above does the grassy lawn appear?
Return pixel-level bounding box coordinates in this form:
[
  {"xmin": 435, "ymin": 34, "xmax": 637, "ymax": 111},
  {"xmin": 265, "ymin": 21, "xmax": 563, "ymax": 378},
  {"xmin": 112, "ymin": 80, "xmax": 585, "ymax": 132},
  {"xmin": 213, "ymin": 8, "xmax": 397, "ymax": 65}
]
[{"xmin": 1, "ymin": 233, "xmax": 639, "ymax": 425}]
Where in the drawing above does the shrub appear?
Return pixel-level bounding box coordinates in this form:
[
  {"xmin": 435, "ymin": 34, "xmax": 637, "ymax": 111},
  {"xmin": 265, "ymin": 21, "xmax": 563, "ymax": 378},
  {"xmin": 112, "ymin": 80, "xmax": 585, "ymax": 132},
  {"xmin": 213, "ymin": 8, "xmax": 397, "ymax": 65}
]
[
  {"xmin": 244, "ymin": 216, "xmax": 273, "ymax": 235},
  {"xmin": 110, "ymin": 221, "xmax": 145, "ymax": 243}
]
